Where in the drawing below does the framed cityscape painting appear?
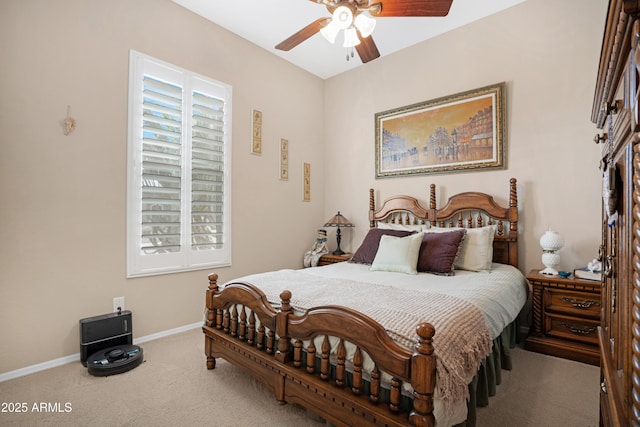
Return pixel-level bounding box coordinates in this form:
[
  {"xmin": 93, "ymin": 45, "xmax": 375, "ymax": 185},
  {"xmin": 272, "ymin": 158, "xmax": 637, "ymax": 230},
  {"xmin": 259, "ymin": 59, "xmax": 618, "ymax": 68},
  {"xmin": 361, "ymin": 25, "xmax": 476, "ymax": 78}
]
[{"xmin": 375, "ymin": 82, "xmax": 506, "ymax": 178}]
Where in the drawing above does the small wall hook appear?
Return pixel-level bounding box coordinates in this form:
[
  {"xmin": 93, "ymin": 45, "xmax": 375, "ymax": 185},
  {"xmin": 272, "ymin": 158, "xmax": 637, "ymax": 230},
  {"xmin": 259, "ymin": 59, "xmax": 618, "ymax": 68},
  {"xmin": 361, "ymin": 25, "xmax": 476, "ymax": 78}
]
[{"xmin": 63, "ymin": 105, "xmax": 77, "ymax": 136}]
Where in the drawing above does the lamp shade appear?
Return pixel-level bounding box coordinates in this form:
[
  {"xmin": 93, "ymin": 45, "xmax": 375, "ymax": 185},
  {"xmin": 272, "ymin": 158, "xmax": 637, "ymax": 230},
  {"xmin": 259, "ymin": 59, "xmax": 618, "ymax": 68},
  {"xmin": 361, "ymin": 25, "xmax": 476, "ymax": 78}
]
[
  {"xmin": 333, "ymin": 5, "xmax": 353, "ymax": 30},
  {"xmin": 354, "ymin": 14, "xmax": 376, "ymax": 38},
  {"xmin": 539, "ymin": 229, "xmax": 564, "ymax": 251},
  {"xmin": 343, "ymin": 27, "xmax": 361, "ymax": 48},
  {"xmin": 324, "ymin": 212, "xmax": 353, "ymax": 256},
  {"xmin": 320, "ymin": 19, "xmax": 340, "ymax": 44},
  {"xmin": 324, "ymin": 211, "xmax": 354, "ymax": 228}
]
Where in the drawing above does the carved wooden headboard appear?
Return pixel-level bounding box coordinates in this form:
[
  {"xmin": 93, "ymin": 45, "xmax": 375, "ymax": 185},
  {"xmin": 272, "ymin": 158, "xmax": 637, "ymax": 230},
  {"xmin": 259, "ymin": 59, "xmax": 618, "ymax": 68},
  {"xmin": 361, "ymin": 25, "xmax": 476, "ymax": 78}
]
[{"xmin": 368, "ymin": 178, "xmax": 519, "ymax": 268}]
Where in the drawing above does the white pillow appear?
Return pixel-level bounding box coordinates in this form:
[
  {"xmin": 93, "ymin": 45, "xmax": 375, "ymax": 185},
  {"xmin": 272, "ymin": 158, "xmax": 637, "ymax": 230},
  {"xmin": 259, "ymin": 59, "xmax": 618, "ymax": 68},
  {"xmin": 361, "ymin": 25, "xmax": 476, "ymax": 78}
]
[
  {"xmin": 370, "ymin": 232, "xmax": 424, "ymax": 274},
  {"xmin": 429, "ymin": 225, "xmax": 497, "ymax": 271},
  {"xmin": 377, "ymin": 222, "xmax": 426, "ymax": 232}
]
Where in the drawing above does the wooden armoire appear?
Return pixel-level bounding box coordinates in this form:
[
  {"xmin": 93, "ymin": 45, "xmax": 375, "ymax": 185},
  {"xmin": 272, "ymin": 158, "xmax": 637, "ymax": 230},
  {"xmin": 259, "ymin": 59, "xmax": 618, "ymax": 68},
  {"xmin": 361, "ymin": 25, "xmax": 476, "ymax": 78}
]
[{"xmin": 592, "ymin": 1, "xmax": 640, "ymax": 425}]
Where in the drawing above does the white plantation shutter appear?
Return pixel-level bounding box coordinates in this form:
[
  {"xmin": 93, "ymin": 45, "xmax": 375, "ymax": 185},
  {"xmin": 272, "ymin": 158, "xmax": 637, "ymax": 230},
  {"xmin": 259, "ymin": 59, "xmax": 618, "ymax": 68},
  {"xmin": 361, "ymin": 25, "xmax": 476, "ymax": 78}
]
[
  {"xmin": 127, "ymin": 51, "xmax": 232, "ymax": 277},
  {"xmin": 190, "ymin": 89, "xmax": 225, "ymax": 251},
  {"xmin": 141, "ymin": 76, "xmax": 183, "ymax": 254}
]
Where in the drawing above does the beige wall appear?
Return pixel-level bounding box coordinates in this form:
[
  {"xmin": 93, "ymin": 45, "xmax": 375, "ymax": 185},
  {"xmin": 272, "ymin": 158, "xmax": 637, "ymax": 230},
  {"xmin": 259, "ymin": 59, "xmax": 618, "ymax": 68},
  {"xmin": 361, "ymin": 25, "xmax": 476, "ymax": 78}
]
[
  {"xmin": 323, "ymin": 0, "xmax": 608, "ymax": 275},
  {"xmin": 0, "ymin": 0, "xmax": 608, "ymax": 375},
  {"xmin": 0, "ymin": 0, "xmax": 325, "ymax": 373}
]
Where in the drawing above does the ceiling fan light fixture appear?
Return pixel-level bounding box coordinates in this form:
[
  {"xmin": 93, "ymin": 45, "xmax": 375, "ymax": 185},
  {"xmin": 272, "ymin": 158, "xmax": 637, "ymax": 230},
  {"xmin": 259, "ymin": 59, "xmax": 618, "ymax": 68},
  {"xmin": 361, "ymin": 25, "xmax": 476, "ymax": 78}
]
[
  {"xmin": 333, "ymin": 5, "xmax": 353, "ymax": 30},
  {"xmin": 354, "ymin": 14, "xmax": 376, "ymax": 38},
  {"xmin": 275, "ymin": 0, "xmax": 452, "ymax": 64},
  {"xmin": 320, "ymin": 19, "xmax": 341, "ymax": 44},
  {"xmin": 343, "ymin": 27, "xmax": 360, "ymax": 48}
]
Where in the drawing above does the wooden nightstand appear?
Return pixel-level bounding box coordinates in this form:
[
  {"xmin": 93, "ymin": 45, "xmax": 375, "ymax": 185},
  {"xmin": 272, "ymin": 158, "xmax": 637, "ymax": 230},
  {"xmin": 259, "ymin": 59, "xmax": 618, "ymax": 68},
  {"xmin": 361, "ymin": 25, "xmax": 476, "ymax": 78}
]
[
  {"xmin": 317, "ymin": 253, "xmax": 352, "ymax": 266},
  {"xmin": 524, "ymin": 269, "xmax": 601, "ymax": 365}
]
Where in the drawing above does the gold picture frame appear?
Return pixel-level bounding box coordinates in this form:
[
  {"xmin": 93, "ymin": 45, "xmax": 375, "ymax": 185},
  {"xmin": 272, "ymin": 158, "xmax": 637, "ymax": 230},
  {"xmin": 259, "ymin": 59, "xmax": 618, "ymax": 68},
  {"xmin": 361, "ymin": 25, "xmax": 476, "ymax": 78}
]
[
  {"xmin": 251, "ymin": 109, "xmax": 262, "ymax": 155},
  {"xmin": 375, "ymin": 82, "xmax": 506, "ymax": 177}
]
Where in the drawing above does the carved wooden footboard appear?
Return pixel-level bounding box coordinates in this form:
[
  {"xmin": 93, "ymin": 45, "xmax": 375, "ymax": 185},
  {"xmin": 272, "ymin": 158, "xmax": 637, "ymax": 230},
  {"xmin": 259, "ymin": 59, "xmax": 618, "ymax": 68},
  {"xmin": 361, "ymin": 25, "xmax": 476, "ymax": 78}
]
[{"xmin": 203, "ymin": 273, "xmax": 437, "ymax": 427}]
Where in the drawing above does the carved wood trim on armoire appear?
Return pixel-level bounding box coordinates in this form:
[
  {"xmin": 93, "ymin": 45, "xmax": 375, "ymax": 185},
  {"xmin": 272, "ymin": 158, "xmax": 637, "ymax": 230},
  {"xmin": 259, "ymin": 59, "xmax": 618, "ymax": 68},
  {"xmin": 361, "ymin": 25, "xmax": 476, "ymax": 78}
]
[{"xmin": 592, "ymin": 1, "xmax": 640, "ymax": 426}]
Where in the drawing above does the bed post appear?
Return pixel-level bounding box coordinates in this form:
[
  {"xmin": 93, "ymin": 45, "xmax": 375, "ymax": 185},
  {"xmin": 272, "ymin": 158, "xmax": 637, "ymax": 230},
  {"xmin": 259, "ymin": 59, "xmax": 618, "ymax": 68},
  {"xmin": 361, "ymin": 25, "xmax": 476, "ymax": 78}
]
[
  {"xmin": 509, "ymin": 178, "xmax": 518, "ymax": 233},
  {"xmin": 429, "ymin": 184, "xmax": 436, "ymax": 211},
  {"xmin": 369, "ymin": 188, "xmax": 376, "ymax": 228},
  {"xmin": 506, "ymin": 178, "xmax": 519, "ymax": 267},
  {"xmin": 429, "ymin": 184, "xmax": 436, "ymax": 227},
  {"xmin": 409, "ymin": 322, "xmax": 436, "ymax": 427},
  {"xmin": 275, "ymin": 290, "xmax": 293, "ymax": 364},
  {"xmin": 205, "ymin": 273, "xmax": 219, "ymax": 370},
  {"xmin": 206, "ymin": 273, "xmax": 219, "ymax": 327}
]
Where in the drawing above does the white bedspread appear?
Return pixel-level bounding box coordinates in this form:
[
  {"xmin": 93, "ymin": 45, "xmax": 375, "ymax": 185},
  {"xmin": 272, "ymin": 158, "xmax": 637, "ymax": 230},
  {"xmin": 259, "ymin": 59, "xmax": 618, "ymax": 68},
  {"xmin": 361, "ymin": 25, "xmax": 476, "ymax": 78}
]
[
  {"xmin": 305, "ymin": 262, "xmax": 528, "ymax": 340},
  {"xmin": 228, "ymin": 262, "xmax": 528, "ymax": 426}
]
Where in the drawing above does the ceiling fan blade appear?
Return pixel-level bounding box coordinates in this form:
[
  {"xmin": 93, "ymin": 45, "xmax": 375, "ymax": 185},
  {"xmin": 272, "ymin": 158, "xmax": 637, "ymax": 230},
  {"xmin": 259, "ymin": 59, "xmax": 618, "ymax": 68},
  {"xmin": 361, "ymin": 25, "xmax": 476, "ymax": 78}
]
[
  {"xmin": 275, "ymin": 17, "xmax": 331, "ymax": 51},
  {"xmin": 370, "ymin": 0, "xmax": 453, "ymax": 17},
  {"xmin": 355, "ymin": 34, "xmax": 380, "ymax": 63}
]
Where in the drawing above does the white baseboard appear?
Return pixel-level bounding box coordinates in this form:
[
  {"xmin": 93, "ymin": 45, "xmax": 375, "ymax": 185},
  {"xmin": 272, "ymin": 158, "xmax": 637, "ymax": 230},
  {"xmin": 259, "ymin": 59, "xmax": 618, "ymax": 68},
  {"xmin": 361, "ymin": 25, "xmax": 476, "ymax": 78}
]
[
  {"xmin": 0, "ymin": 353, "xmax": 82, "ymax": 384},
  {"xmin": 133, "ymin": 321, "xmax": 202, "ymax": 345},
  {"xmin": 0, "ymin": 322, "xmax": 203, "ymax": 383}
]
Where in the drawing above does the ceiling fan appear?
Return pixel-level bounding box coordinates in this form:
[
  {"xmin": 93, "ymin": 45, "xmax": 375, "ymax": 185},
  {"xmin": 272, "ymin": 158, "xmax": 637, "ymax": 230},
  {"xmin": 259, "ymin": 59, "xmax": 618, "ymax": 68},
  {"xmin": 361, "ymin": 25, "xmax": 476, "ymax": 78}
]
[{"xmin": 275, "ymin": 0, "xmax": 454, "ymax": 63}]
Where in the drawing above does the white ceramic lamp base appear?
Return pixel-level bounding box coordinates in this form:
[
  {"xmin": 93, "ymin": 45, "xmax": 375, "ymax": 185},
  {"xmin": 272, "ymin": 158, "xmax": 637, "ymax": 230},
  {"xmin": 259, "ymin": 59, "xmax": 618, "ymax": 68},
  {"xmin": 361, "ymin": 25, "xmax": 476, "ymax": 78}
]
[
  {"xmin": 540, "ymin": 252, "xmax": 561, "ymax": 275},
  {"xmin": 539, "ymin": 230, "xmax": 563, "ymax": 276}
]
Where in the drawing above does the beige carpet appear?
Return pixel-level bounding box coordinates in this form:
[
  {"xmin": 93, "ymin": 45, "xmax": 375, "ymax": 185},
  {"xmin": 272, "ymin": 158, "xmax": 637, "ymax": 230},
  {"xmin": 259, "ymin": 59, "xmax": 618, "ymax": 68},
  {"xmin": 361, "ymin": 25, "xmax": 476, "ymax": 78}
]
[{"xmin": 0, "ymin": 328, "xmax": 599, "ymax": 426}]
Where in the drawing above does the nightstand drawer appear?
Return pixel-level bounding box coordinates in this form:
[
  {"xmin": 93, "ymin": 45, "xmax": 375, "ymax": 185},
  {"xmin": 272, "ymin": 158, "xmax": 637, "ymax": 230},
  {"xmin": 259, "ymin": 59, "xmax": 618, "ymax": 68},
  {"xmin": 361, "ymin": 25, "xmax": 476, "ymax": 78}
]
[
  {"xmin": 544, "ymin": 312, "xmax": 599, "ymax": 346},
  {"xmin": 543, "ymin": 288, "xmax": 600, "ymax": 319}
]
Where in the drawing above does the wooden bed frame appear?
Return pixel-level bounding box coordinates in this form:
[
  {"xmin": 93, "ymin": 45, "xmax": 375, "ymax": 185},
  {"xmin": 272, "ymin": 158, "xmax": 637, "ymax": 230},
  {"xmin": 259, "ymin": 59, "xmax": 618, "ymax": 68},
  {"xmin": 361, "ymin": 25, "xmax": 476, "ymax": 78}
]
[{"xmin": 203, "ymin": 178, "xmax": 518, "ymax": 427}]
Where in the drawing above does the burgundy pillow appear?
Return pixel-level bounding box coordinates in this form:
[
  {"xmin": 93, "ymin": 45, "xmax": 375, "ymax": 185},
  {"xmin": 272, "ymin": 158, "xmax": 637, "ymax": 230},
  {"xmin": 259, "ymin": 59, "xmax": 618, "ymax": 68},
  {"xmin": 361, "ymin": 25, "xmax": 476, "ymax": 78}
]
[
  {"xmin": 350, "ymin": 229, "xmax": 416, "ymax": 265},
  {"xmin": 417, "ymin": 230, "xmax": 466, "ymax": 275}
]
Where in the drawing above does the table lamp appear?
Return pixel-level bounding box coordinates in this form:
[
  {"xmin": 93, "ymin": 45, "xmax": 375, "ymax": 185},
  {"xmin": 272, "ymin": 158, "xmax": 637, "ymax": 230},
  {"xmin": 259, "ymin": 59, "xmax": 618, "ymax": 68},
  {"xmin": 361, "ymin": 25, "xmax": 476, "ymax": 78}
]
[
  {"xmin": 323, "ymin": 212, "xmax": 354, "ymax": 255},
  {"xmin": 539, "ymin": 229, "xmax": 564, "ymax": 275}
]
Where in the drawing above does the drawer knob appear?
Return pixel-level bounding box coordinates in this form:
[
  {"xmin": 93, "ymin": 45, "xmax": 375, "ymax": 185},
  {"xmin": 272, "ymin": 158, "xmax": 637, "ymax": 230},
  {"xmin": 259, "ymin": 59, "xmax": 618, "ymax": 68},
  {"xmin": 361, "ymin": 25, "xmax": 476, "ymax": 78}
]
[
  {"xmin": 593, "ymin": 133, "xmax": 607, "ymax": 144},
  {"xmin": 560, "ymin": 297, "xmax": 600, "ymax": 309},
  {"xmin": 601, "ymin": 380, "xmax": 607, "ymax": 394},
  {"xmin": 562, "ymin": 322, "xmax": 596, "ymax": 336}
]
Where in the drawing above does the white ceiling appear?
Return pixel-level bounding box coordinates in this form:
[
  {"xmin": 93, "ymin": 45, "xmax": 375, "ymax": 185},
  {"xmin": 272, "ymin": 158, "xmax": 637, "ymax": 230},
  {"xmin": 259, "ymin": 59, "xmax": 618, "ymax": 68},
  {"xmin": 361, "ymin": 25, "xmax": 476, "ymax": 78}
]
[{"xmin": 171, "ymin": 0, "xmax": 526, "ymax": 79}]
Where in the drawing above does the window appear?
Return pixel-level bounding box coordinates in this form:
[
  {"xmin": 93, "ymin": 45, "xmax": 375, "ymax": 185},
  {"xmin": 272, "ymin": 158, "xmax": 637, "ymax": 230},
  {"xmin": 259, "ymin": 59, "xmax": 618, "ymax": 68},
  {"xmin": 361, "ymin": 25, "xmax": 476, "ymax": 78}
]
[{"xmin": 127, "ymin": 50, "xmax": 232, "ymax": 277}]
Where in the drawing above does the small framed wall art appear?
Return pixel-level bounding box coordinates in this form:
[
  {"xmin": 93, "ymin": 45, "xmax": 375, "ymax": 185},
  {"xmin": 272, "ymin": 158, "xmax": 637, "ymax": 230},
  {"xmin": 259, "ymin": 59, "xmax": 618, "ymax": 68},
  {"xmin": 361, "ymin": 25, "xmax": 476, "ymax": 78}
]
[
  {"xmin": 251, "ymin": 109, "xmax": 262, "ymax": 155},
  {"xmin": 280, "ymin": 138, "xmax": 289, "ymax": 180},
  {"xmin": 303, "ymin": 162, "xmax": 311, "ymax": 201}
]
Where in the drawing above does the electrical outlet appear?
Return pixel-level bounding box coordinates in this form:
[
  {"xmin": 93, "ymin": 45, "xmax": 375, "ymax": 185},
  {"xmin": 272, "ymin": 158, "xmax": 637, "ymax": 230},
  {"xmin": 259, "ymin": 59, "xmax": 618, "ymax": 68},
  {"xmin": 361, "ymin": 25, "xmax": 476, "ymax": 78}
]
[{"xmin": 113, "ymin": 296, "xmax": 125, "ymax": 313}]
